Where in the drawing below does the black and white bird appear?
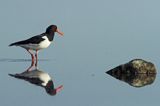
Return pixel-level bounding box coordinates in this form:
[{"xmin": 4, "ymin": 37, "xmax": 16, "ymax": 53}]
[
  {"xmin": 9, "ymin": 25, "xmax": 63, "ymax": 63},
  {"xmin": 9, "ymin": 68, "xmax": 63, "ymax": 95}
]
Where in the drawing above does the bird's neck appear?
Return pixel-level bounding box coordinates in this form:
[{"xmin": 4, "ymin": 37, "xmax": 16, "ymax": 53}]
[
  {"xmin": 46, "ymin": 33, "xmax": 55, "ymax": 41},
  {"xmin": 45, "ymin": 80, "xmax": 56, "ymax": 95},
  {"xmin": 46, "ymin": 80, "xmax": 54, "ymax": 88}
]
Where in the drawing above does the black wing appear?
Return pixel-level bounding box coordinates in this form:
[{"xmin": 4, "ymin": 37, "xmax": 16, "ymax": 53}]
[
  {"xmin": 9, "ymin": 33, "xmax": 45, "ymax": 46},
  {"xmin": 9, "ymin": 74, "xmax": 44, "ymax": 87}
]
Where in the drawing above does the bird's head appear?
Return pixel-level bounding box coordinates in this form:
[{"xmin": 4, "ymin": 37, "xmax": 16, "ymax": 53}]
[
  {"xmin": 45, "ymin": 80, "xmax": 63, "ymax": 96},
  {"xmin": 46, "ymin": 25, "xmax": 64, "ymax": 36}
]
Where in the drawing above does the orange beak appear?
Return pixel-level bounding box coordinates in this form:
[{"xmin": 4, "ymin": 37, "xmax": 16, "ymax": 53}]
[
  {"xmin": 56, "ymin": 28, "xmax": 64, "ymax": 36},
  {"xmin": 55, "ymin": 85, "xmax": 63, "ymax": 93}
]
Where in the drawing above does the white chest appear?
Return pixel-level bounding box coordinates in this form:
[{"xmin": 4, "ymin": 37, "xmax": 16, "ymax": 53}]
[
  {"xmin": 38, "ymin": 36, "xmax": 51, "ymax": 49},
  {"xmin": 39, "ymin": 72, "xmax": 51, "ymax": 86}
]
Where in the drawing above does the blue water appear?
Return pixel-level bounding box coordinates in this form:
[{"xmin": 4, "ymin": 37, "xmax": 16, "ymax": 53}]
[
  {"xmin": 1, "ymin": 56, "xmax": 160, "ymax": 106},
  {"xmin": 1, "ymin": 0, "xmax": 160, "ymax": 106}
]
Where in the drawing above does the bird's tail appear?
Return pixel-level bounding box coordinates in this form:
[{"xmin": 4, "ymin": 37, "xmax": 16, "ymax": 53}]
[
  {"xmin": 9, "ymin": 42, "xmax": 18, "ymax": 46},
  {"xmin": 8, "ymin": 73, "xmax": 24, "ymax": 79},
  {"xmin": 8, "ymin": 74, "xmax": 15, "ymax": 77},
  {"xmin": 9, "ymin": 40, "xmax": 27, "ymax": 46}
]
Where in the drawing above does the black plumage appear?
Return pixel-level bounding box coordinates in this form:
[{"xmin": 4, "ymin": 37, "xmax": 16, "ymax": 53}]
[
  {"xmin": 9, "ymin": 34, "xmax": 46, "ymax": 46},
  {"xmin": 9, "ymin": 73, "xmax": 44, "ymax": 87}
]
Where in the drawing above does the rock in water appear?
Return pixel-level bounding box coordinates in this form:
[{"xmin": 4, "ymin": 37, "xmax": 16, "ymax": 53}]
[
  {"xmin": 107, "ymin": 59, "xmax": 156, "ymax": 74},
  {"xmin": 129, "ymin": 59, "xmax": 156, "ymax": 74},
  {"xmin": 106, "ymin": 59, "xmax": 157, "ymax": 87}
]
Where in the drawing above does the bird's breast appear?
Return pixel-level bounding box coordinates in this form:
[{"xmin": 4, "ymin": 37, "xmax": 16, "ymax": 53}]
[{"xmin": 38, "ymin": 36, "xmax": 52, "ymax": 49}]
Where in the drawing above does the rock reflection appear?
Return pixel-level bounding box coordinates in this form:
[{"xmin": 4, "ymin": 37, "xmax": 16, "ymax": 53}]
[
  {"xmin": 106, "ymin": 59, "xmax": 156, "ymax": 88},
  {"xmin": 8, "ymin": 63, "xmax": 63, "ymax": 96}
]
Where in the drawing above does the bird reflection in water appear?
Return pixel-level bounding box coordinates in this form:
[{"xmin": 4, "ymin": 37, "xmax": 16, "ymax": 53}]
[
  {"xmin": 106, "ymin": 59, "xmax": 156, "ymax": 88},
  {"xmin": 8, "ymin": 61, "xmax": 63, "ymax": 96}
]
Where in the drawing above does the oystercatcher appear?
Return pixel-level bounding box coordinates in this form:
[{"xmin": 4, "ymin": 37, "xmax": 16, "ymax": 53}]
[
  {"xmin": 9, "ymin": 68, "xmax": 63, "ymax": 95},
  {"xmin": 9, "ymin": 25, "xmax": 63, "ymax": 63}
]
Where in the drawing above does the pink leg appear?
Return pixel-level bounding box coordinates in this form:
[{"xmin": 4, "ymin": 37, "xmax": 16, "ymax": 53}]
[
  {"xmin": 26, "ymin": 61, "xmax": 34, "ymax": 71},
  {"xmin": 27, "ymin": 49, "xmax": 35, "ymax": 63},
  {"xmin": 35, "ymin": 50, "xmax": 38, "ymax": 66}
]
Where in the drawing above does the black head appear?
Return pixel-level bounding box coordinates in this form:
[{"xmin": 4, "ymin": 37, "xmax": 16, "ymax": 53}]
[
  {"xmin": 45, "ymin": 80, "xmax": 56, "ymax": 95},
  {"xmin": 45, "ymin": 25, "xmax": 64, "ymax": 36},
  {"xmin": 46, "ymin": 25, "xmax": 57, "ymax": 35},
  {"xmin": 45, "ymin": 80, "xmax": 63, "ymax": 96}
]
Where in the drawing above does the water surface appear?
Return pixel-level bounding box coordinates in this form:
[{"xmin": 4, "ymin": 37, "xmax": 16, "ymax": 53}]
[{"xmin": 1, "ymin": 0, "xmax": 160, "ymax": 106}]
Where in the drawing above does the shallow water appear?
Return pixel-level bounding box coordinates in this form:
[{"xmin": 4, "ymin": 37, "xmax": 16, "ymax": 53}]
[
  {"xmin": 1, "ymin": 0, "xmax": 160, "ymax": 106},
  {"xmin": 0, "ymin": 57, "xmax": 160, "ymax": 106}
]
